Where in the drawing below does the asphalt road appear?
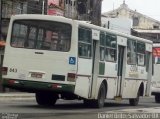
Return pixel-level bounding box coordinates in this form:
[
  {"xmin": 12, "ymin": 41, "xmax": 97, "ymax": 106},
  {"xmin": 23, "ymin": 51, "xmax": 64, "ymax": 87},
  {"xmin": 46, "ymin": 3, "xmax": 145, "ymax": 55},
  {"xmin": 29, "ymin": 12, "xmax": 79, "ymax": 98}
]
[{"xmin": 0, "ymin": 97, "xmax": 160, "ymax": 119}]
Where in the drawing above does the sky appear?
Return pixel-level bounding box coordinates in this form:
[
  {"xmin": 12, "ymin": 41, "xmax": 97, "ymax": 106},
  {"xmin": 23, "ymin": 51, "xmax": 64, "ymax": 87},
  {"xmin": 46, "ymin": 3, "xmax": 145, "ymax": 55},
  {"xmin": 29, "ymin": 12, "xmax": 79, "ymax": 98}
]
[{"xmin": 102, "ymin": 0, "xmax": 160, "ymax": 21}]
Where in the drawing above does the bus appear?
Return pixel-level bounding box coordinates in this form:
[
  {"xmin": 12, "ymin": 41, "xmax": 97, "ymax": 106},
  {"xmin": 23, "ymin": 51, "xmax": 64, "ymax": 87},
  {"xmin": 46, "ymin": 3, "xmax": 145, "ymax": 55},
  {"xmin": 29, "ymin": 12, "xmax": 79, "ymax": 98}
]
[
  {"xmin": 152, "ymin": 43, "xmax": 160, "ymax": 103},
  {"xmin": 2, "ymin": 14, "xmax": 153, "ymax": 108}
]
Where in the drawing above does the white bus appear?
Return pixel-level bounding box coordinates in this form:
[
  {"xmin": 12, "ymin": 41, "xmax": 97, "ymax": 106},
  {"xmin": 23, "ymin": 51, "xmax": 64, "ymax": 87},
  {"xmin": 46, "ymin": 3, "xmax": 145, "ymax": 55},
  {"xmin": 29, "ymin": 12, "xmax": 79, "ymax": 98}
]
[
  {"xmin": 152, "ymin": 43, "xmax": 160, "ymax": 103},
  {"xmin": 2, "ymin": 15, "xmax": 153, "ymax": 108}
]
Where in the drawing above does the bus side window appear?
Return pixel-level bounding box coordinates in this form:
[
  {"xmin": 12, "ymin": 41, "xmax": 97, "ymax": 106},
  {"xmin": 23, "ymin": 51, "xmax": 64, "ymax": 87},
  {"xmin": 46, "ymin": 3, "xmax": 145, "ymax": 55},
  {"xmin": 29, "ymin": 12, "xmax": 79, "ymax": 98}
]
[
  {"xmin": 127, "ymin": 39, "xmax": 136, "ymax": 64},
  {"xmin": 78, "ymin": 27, "xmax": 92, "ymax": 58},
  {"xmin": 154, "ymin": 57, "xmax": 160, "ymax": 64},
  {"xmin": 145, "ymin": 51, "xmax": 154, "ymax": 75},
  {"xmin": 137, "ymin": 42, "xmax": 145, "ymax": 66},
  {"xmin": 100, "ymin": 33, "xmax": 105, "ymax": 61},
  {"xmin": 105, "ymin": 34, "xmax": 117, "ymax": 62},
  {"xmin": 157, "ymin": 57, "xmax": 160, "ymax": 64}
]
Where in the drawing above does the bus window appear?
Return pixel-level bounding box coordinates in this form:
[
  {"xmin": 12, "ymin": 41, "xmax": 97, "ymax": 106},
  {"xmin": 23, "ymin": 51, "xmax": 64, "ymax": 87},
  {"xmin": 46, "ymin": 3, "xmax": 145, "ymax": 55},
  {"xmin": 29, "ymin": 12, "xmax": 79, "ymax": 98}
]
[
  {"xmin": 145, "ymin": 52, "xmax": 150, "ymax": 72},
  {"xmin": 100, "ymin": 47, "xmax": 105, "ymax": 61},
  {"xmin": 105, "ymin": 34, "xmax": 117, "ymax": 62},
  {"xmin": 153, "ymin": 47, "xmax": 160, "ymax": 64},
  {"xmin": 26, "ymin": 26, "xmax": 37, "ymax": 48},
  {"xmin": 100, "ymin": 33, "xmax": 105, "ymax": 61},
  {"xmin": 11, "ymin": 20, "xmax": 71, "ymax": 52},
  {"xmin": 155, "ymin": 57, "xmax": 160, "ymax": 64},
  {"xmin": 157, "ymin": 58, "xmax": 160, "ymax": 64},
  {"xmin": 78, "ymin": 27, "xmax": 92, "ymax": 58},
  {"xmin": 127, "ymin": 39, "xmax": 136, "ymax": 64},
  {"xmin": 11, "ymin": 24, "xmax": 27, "ymax": 48},
  {"xmin": 137, "ymin": 42, "xmax": 145, "ymax": 66}
]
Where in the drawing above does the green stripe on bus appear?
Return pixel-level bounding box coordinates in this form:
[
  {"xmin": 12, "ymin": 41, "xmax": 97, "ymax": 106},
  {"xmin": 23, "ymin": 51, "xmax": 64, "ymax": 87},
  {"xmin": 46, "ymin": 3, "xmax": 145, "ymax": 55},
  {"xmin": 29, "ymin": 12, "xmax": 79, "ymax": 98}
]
[
  {"xmin": 3, "ymin": 79, "xmax": 75, "ymax": 93},
  {"xmin": 99, "ymin": 62, "xmax": 105, "ymax": 75}
]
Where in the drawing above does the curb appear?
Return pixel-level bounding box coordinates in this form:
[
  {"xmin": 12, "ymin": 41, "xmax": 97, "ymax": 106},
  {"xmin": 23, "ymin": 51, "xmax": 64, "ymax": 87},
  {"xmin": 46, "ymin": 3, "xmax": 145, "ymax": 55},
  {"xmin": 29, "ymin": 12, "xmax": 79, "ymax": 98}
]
[{"xmin": 0, "ymin": 93, "xmax": 35, "ymax": 100}]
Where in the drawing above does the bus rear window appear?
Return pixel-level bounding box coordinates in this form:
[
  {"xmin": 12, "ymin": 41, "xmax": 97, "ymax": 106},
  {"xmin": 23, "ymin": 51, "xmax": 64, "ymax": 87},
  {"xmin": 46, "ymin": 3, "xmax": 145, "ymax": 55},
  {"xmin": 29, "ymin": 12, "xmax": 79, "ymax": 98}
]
[{"xmin": 11, "ymin": 20, "xmax": 72, "ymax": 52}]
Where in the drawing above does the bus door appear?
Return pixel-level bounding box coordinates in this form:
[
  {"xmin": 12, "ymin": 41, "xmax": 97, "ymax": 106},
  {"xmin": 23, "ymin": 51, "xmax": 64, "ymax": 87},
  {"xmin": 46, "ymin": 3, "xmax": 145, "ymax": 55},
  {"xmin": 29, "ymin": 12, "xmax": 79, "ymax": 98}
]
[
  {"xmin": 75, "ymin": 28, "xmax": 100, "ymax": 99},
  {"xmin": 116, "ymin": 36, "xmax": 127, "ymax": 98},
  {"xmin": 89, "ymin": 30, "xmax": 100, "ymax": 99}
]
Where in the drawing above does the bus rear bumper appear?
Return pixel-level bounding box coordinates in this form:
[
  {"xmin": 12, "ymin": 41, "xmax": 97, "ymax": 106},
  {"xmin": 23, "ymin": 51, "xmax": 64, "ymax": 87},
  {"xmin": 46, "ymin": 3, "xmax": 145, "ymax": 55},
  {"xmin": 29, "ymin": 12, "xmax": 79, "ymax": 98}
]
[{"xmin": 2, "ymin": 78, "xmax": 75, "ymax": 93}]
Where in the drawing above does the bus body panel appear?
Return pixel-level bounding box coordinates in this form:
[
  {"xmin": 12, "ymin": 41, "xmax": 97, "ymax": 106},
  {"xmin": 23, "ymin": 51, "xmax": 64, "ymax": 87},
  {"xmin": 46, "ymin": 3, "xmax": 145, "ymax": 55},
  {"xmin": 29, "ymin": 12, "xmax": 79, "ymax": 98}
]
[
  {"xmin": 105, "ymin": 78, "xmax": 117, "ymax": 98},
  {"xmin": 74, "ymin": 58, "xmax": 92, "ymax": 98},
  {"xmin": 3, "ymin": 47, "xmax": 76, "ymax": 84}
]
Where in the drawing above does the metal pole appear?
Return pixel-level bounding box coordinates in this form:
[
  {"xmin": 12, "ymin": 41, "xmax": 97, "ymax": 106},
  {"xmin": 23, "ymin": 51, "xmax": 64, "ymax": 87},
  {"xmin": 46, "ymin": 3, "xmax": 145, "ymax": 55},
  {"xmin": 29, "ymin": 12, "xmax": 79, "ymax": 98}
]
[
  {"xmin": 42, "ymin": 0, "xmax": 45, "ymax": 14},
  {"xmin": 87, "ymin": 0, "xmax": 90, "ymax": 21}
]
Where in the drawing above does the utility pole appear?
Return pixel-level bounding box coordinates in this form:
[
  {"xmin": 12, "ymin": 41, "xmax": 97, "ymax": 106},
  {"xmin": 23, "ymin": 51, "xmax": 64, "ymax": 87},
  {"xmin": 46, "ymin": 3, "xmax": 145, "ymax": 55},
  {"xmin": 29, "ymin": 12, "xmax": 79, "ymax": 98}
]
[
  {"xmin": 90, "ymin": 0, "xmax": 102, "ymax": 26},
  {"xmin": 42, "ymin": 0, "xmax": 45, "ymax": 14}
]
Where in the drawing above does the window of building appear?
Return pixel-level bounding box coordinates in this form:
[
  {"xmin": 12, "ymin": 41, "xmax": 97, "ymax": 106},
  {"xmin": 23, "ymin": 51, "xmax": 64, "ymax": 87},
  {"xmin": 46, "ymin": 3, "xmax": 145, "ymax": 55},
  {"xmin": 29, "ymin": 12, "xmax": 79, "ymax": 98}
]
[
  {"xmin": 137, "ymin": 42, "xmax": 145, "ymax": 66},
  {"xmin": 153, "ymin": 25, "xmax": 159, "ymax": 29},
  {"xmin": 127, "ymin": 40, "xmax": 137, "ymax": 64},
  {"xmin": 2, "ymin": 1, "xmax": 27, "ymax": 18},
  {"xmin": 133, "ymin": 17, "xmax": 139, "ymax": 26},
  {"xmin": 78, "ymin": 27, "xmax": 92, "ymax": 58}
]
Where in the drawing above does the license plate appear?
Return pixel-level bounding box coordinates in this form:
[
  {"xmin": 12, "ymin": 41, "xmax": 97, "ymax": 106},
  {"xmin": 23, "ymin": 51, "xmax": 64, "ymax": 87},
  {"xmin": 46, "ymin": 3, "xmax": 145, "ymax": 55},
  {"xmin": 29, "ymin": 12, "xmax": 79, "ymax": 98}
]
[{"xmin": 31, "ymin": 73, "xmax": 43, "ymax": 78}]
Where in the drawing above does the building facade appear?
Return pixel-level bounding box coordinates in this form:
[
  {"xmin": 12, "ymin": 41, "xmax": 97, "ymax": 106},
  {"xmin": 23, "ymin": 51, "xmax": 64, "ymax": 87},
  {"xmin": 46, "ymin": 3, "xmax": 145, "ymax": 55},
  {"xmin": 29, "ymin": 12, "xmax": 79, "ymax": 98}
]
[{"xmin": 102, "ymin": 1, "xmax": 160, "ymax": 42}]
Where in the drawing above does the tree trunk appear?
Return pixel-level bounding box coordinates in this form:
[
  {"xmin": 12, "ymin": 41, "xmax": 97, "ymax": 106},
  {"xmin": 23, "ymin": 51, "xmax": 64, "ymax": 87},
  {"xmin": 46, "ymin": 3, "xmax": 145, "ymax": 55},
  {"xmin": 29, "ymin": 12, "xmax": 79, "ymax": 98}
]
[{"xmin": 90, "ymin": 0, "xmax": 102, "ymax": 26}]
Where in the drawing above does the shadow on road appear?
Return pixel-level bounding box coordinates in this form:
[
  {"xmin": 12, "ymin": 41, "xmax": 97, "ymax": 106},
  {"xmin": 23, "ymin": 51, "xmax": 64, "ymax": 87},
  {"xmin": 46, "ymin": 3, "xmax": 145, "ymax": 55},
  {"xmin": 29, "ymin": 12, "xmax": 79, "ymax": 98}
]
[
  {"xmin": 9, "ymin": 98, "xmax": 160, "ymax": 112},
  {"xmin": 11, "ymin": 100, "xmax": 139, "ymax": 111}
]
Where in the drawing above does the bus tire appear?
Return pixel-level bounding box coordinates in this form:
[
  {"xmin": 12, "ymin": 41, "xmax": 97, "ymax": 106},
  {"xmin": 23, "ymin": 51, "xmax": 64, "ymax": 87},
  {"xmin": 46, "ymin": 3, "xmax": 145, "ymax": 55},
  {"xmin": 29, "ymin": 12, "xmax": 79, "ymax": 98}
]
[
  {"xmin": 93, "ymin": 83, "xmax": 106, "ymax": 108},
  {"xmin": 36, "ymin": 92, "xmax": 58, "ymax": 106},
  {"xmin": 129, "ymin": 90, "xmax": 140, "ymax": 106},
  {"xmin": 155, "ymin": 94, "xmax": 160, "ymax": 103}
]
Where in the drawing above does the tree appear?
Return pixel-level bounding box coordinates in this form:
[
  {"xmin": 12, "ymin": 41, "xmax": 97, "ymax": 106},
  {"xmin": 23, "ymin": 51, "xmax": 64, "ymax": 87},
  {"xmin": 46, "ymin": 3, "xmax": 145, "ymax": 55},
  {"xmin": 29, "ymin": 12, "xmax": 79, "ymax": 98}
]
[
  {"xmin": 90, "ymin": 0, "xmax": 102, "ymax": 26},
  {"xmin": 77, "ymin": 0, "xmax": 87, "ymax": 15},
  {"xmin": 76, "ymin": 0, "xmax": 102, "ymax": 26}
]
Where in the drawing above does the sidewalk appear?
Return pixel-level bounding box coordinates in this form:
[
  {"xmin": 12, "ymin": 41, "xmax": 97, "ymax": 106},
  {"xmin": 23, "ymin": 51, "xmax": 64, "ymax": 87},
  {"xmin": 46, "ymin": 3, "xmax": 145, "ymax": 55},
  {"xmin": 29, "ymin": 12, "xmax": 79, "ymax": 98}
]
[{"xmin": 0, "ymin": 92, "xmax": 35, "ymax": 100}]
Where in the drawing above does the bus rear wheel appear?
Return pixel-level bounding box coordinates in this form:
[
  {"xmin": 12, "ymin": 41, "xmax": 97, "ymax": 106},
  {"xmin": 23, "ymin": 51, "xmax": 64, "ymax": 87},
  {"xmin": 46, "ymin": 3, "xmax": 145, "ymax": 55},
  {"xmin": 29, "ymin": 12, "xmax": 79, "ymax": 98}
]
[
  {"xmin": 129, "ymin": 90, "xmax": 140, "ymax": 106},
  {"xmin": 155, "ymin": 94, "xmax": 160, "ymax": 103},
  {"xmin": 36, "ymin": 92, "xmax": 58, "ymax": 106}
]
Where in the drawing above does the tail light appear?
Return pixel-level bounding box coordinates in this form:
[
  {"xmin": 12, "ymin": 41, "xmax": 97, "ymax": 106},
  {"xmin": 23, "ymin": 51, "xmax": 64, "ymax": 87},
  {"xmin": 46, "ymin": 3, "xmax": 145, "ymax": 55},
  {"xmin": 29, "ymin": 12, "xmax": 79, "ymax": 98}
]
[
  {"xmin": 8, "ymin": 80, "xmax": 15, "ymax": 84},
  {"xmin": 1, "ymin": 67, "xmax": 8, "ymax": 75},
  {"xmin": 67, "ymin": 73, "xmax": 76, "ymax": 82}
]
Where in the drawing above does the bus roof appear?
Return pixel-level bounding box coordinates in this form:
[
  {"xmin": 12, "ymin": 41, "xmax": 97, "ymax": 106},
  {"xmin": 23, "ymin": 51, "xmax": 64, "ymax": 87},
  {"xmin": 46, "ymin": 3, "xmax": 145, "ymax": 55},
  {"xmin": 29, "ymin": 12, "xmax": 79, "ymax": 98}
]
[
  {"xmin": 77, "ymin": 20, "xmax": 153, "ymax": 44},
  {"xmin": 153, "ymin": 43, "xmax": 160, "ymax": 47},
  {"xmin": 11, "ymin": 14, "xmax": 73, "ymax": 24},
  {"xmin": 11, "ymin": 14, "xmax": 152, "ymax": 44}
]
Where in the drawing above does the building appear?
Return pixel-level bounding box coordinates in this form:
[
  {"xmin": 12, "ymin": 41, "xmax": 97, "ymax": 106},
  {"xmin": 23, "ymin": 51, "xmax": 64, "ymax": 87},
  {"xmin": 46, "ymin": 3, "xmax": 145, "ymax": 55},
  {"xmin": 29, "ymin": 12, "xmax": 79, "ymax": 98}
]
[
  {"xmin": 102, "ymin": 1, "xmax": 160, "ymax": 43},
  {"xmin": 47, "ymin": 0, "xmax": 64, "ymax": 16}
]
